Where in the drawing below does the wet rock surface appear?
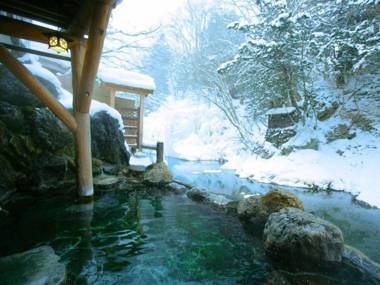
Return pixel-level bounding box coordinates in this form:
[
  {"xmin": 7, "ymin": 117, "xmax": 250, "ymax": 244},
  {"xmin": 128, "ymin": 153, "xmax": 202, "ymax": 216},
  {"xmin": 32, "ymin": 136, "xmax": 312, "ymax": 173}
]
[
  {"xmin": 263, "ymin": 207, "xmax": 344, "ymax": 269},
  {"xmin": 91, "ymin": 111, "xmax": 130, "ymax": 167},
  {"xmin": 143, "ymin": 162, "xmax": 173, "ymax": 184},
  {"xmin": 94, "ymin": 174, "xmax": 122, "ymax": 190},
  {"xmin": 0, "ymin": 245, "xmax": 66, "ymax": 285},
  {"xmin": 237, "ymin": 190, "xmax": 304, "ymax": 231},
  {"xmin": 342, "ymin": 245, "xmax": 380, "ymax": 284}
]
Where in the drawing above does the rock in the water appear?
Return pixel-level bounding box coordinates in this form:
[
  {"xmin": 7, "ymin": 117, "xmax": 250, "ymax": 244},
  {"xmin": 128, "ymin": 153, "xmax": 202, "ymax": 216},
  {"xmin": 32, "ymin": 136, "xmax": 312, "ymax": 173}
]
[
  {"xmin": 342, "ymin": 245, "xmax": 380, "ymax": 283},
  {"xmin": 94, "ymin": 174, "xmax": 121, "ymax": 190},
  {"xmin": 237, "ymin": 190, "xmax": 304, "ymax": 230},
  {"xmin": 263, "ymin": 207, "xmax": 344, "ymax": 269},
  {"xmin": 143, "ymin": 162, "xmax": 172, "ymax": 184},
  {"xmin": 187, "ymin": 188, "xmax": 210, "ymax": 202},
  {"xmin": 0, "ymin": 245, "xmax": 66, "ymax": 285},
  {"xmin": 167, "ymin": 182, "xmax": 188, "ymax": 194}
]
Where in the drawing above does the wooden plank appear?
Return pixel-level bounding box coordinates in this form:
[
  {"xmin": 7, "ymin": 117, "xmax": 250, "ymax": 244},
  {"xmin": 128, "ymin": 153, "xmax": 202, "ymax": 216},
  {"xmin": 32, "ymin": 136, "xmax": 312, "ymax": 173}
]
[
  {"xmin": 1, "ymin": 42, "xmax": 71, "ymax": 61},
  {"xmin": 0, "ymin": 44, "xmax": 77, "ymax": 132},
  {"xmin": 0, "ymin": 15, "xmax": 79, "ymax": 47}
]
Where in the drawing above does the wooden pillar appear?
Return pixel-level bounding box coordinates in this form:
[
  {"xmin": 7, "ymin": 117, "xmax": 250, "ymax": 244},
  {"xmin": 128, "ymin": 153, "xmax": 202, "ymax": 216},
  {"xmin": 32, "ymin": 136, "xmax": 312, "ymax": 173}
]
[
  {"xmin": 75, "ymin": 112, "xmax": 93, "ymax": 197},
  {"xmin": 71, "ymin": 42, "xmax": 93, "ymax": 198},
  {"xmin": 109, "ymin": 88, "xmax": 116, "ymax": 108},
  {"xmin": 138, "ymin": 94, "xmax": 145, "ymax": 150},
  {"xmin": 71, "ymin": 0, "xmax": 113, "ymax": 199},
  {"xmin": 156, "ymin": 142, "xmax": 164, "ymax": 163},
  {"xmin": 0, "ymin": 44, "xmax": 77, "ymax": 132}
]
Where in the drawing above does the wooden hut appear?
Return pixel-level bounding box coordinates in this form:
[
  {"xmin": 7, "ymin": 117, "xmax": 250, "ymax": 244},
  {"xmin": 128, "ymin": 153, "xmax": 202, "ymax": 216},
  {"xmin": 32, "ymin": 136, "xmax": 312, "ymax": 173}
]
[
  {"xmin": 59, "ymin": 66, "xmax": 155, "ymax": 149},
  {"xmin": 0, "ymin": 0, "xmax": 119, "ymax": 199}
]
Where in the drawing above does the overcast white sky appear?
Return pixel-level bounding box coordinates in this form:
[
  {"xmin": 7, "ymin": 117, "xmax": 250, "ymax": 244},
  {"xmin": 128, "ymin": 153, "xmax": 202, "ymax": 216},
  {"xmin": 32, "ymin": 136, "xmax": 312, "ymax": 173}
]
[{"xmin": 111, "ymin": 0, "xmax": 186, "ymax": 31}]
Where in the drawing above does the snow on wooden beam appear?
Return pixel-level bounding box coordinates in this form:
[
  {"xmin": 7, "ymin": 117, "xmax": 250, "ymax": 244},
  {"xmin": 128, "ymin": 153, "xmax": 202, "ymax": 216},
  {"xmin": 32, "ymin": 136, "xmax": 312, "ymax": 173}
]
[{"xmin": 0, "ymin": 44, "xmax": 77, "ymax": 132}]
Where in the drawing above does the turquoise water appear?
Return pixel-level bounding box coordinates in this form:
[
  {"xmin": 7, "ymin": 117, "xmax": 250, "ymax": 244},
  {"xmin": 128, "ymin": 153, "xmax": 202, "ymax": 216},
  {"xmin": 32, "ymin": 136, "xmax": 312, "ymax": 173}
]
[
  {"xmin": 0, "ymin": 188, "xmax": 271, "ymax": 284},
  {"xmin": 0, "ymin": 158, "xmax": 379, "ymax": 284}
]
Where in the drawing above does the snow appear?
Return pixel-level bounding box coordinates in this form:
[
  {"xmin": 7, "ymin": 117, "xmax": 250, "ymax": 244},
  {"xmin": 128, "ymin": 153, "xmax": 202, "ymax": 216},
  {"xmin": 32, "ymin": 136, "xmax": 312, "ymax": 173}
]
[
  {"xmin": 24, "ymin": 63, "xmax": 63, "ymax": 96},
  {"xmin": 24, "ymin": 59, "xmax": 125, "ymax": 131},
  {"xmin": 266, "ymin": 107, "xmax": 296, "ymax": 115},
  {"xmin": 144, "ymin": 96, "xmax": 242, "ymax": 161},
  {"xmin": 98, "ymin": 65, "xmax": 156, "ymax": 91},
  {"xmin": 145, "ymin": 93, "xmax": 380, "ymax": 208},
  {"xmin": 224, "ymin": 131, "xmax": 380, "ymax": 207},
  {"xmin": 59, "ymin": 90, "xmax": 124, "ymax": 131}
]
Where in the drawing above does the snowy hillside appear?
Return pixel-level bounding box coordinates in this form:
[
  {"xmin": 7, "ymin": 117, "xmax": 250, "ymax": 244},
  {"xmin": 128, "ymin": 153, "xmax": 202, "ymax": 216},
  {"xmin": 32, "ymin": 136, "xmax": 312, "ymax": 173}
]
[{"xmin": 144, "ymin": 90, "xmax": 380, "ymax": 208}]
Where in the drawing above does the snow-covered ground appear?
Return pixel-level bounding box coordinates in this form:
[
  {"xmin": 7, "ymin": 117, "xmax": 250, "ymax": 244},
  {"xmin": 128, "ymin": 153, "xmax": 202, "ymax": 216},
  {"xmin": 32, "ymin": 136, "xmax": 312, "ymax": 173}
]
[{"xmin": 145, "ymin": 95, "xmax": 380, "ymax": 208}]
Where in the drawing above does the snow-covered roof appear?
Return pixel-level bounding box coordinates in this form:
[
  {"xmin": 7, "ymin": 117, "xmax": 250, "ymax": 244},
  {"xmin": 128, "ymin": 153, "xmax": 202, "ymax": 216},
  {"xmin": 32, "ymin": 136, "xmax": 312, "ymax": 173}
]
[
  {"xmin": 266, "ymin": 107, "xmax": 296, "ymax": 115},
  {"xmin": 97, "ymin": 66, "xmax": 156, "ymax": 92}
]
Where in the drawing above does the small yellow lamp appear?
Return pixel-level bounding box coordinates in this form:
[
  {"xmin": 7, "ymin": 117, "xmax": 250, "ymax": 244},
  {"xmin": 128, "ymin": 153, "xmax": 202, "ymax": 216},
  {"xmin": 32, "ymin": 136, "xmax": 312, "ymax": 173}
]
[{"xmin": 48, "ymin": 35, "xmax": 68, "ymax": 53}]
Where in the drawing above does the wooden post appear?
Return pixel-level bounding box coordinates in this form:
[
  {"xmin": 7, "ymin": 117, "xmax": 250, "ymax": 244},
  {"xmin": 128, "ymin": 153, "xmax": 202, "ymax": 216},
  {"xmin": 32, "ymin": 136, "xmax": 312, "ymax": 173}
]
[
  {"xmin": 76, "ymin": 0, "xmax": 113, "ymax": 113},
  {"xmin": 71, "ymin": 42, "xmax": 93, "ymax": 198},
  {"xmin": 0, "ymin": 44, "xmax": 77, "ymax": 132},
  {"xmin": 156, "ymin": 142, "xmax": 164, "ymax": 163},
  {"xmin": 71, "ymin": 0, "xmax": 113, "ymax": 199},
  {"xmin": 75, "ymin": 112, "xmax": 93, "ymax": 197},
  {"xmin": 109, "ymin": 88, "xmax": 116, "ymax": 108},
  {"xmin": 138, "ymin": 94, "xmax": 145, "ymax": 150}
]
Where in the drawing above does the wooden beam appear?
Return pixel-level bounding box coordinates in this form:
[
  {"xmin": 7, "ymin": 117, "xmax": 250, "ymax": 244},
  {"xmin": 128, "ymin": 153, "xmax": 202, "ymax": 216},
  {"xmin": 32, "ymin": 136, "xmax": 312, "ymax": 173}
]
[
  {"xmin": 71, "ymin": 41, "xmax": 93, "ymax": 199},
  {"xmin": 138, "ymin": 94, "xmax": 145, "ymax": 150},
  {"xmin": 0, "ymin": 44, "xmax": 77, "ymax": 132},
  {"xmin": 0, "ymin": 15, "xmax": 79, "ymax": 47},
  {"xmin": 101, "ymin": 82, "xmax": 153, "ymax": 96},
  {"xmin": 1, "ymin": 42, "xmax": 71, "ymax": 61},
  {"xmin": 67, "ymin": 0, "xmax": 93, "ymax": 38},
  {"xmin": 76, "ymin": 0, "xmax": 113, "ymax": 113},
  {"xmin": 72, "ymin": 0, "xmax": 113, "ymax": 198},
  {"xmin": 71, "ymin": 41, "xmax": 86, "ymax": 110}
]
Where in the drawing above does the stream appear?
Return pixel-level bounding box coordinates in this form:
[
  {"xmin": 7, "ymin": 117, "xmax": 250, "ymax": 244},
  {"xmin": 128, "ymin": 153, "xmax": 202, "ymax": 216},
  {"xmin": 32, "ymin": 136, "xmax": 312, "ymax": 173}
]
[{"xmin": 167, "ymin": 157, "xmax": 380, "ymax": 264}]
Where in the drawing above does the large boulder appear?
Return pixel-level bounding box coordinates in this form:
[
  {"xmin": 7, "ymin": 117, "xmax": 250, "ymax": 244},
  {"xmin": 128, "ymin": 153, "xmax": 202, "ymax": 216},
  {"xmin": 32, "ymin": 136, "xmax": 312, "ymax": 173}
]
[
  {"xmin": 91, "ymin": 111, "xmax": 130, "ymax": 167},
  {"xmin": 0, "ymin": 65, "xmax": 130, "ymax": 200},
  {"xmin": 237, "ymin": 190, "xmax": 304, "ymax": 231},
  {"xmin": 143, "ymin": 162, "xmax": 172, "ymax": 185},
  {"xmin": 263, "ymin": 207, "xmax": 344, "ymax": 270},
  {"xmin": 0, "ymin": 65, "xmax": 59, "ymax": 107},
  {"xmin": 0, "ymin": 245, "xmax": 66, "ymax": 285}
]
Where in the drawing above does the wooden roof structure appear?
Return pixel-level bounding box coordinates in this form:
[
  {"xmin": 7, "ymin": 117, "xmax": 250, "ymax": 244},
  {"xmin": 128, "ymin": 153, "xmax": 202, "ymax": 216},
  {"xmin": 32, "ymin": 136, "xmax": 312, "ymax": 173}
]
[
  {"xmin": 0, "ymin": 0, "xmax": 83, "ymax": 29},
  {"xmin": 0, "ymin": 0, "xmax": 120, "ymax": 199}
]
